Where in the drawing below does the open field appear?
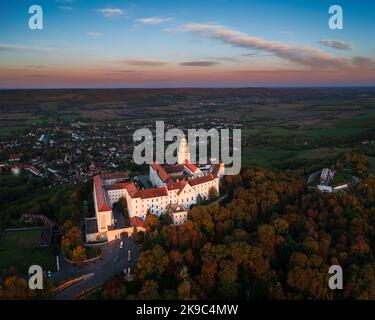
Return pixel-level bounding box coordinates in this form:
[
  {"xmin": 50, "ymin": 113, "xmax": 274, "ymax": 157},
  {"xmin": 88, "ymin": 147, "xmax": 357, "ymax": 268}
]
[
  {"xmin": 242, "ymin": 148, "xmax": 293, "ymax": 167},
  {"xmin": 1, "ymin": 88, "xmax": 375, "ymax": 170},
  {"xmin": 0, "ymin": 248, "xmax": 56, "ymax": 273},
  {"xmin": 261, "ymin": 126, "xmax": 366, "ymax": 138},
  {"xmin": 331, "ymin": 171, "xmax": 353, "ymax": 186},
  {"xmin": 0, "ymin": 228, "xmax": 42, "ymax": 250},
  {"xmin": 0, "ymin": 227, "xmax": 56, "ymax": 272},
  {"xmin": 1, "ymin": 87, "xmax": 375, "ymax": 125}
]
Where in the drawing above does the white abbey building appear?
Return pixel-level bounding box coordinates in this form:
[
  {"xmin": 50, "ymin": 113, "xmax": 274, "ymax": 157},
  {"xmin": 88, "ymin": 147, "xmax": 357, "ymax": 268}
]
[{"xmin": 88, "ymin": 138, "xmax": 224, "ymax": 242}]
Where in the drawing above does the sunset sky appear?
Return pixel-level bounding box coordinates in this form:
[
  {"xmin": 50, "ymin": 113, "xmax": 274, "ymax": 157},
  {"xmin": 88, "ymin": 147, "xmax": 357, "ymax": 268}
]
[{"xmin": 1, "ymin": 0, "xmax": 375, "ymax": 88}]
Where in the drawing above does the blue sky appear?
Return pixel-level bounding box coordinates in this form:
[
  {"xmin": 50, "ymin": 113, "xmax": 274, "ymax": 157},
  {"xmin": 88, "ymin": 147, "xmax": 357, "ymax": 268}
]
[{"xmin": 1, "ymin": 0, "xmax": 375, "ymax": 88}]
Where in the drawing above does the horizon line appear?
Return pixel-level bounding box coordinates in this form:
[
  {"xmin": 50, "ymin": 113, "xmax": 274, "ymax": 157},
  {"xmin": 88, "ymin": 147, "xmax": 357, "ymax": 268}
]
[{"xmin": 1, "ymin": 85, "xmax": 375, "ymax": 91}]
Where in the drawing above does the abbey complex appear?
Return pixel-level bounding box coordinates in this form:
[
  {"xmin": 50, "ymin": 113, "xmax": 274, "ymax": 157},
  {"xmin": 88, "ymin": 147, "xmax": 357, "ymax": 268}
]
[{"xmin": 88, "ymin": 138, "xmax": 224, "ymax": 242}]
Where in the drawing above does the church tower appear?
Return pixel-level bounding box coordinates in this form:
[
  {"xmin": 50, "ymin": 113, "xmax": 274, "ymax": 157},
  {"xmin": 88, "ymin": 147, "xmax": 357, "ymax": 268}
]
[{"xmin": 177, "ymin": 137, "xmax": 190, "ymax": 164}]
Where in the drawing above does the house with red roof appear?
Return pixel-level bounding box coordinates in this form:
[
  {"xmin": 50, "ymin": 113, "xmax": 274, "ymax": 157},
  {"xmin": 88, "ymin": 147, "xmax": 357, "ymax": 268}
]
[{"xmin": 9, "ymin": 153, "xmax": 23, "ymax": 162}]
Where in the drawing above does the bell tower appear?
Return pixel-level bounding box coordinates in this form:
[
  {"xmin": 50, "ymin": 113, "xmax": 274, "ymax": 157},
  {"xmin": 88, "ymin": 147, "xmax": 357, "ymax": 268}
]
[{"xmin": 177, "ymin": 137, "xmax": 190, "ymax": 164}]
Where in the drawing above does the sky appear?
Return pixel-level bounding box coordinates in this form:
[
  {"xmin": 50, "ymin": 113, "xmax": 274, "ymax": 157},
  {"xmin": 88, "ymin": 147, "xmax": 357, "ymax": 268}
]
[{"xmin": 1, "ymin": 0, "xmax": 375, "ymax": 88}]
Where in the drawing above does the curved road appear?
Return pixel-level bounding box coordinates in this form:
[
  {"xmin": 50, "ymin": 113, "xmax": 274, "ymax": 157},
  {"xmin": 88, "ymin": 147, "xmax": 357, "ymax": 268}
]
[
  {"xmin": 307, "ymin": 171, "xmax": 361, "ymax": 192},
  {"xmin": 53, "ymin": 237, "xmax": 140, "ymax": 300}
]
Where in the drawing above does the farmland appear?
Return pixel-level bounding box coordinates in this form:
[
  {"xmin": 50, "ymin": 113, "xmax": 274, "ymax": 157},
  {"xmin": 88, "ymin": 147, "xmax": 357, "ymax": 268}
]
[{"xmin": 1, "ymin": 87, "xmax": 375, "ymax": 172}]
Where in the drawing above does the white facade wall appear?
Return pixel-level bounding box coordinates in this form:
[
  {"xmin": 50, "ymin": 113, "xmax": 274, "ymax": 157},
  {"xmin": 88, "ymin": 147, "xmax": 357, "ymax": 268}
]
[
  {"xmin": 124, "ymin": 178, "xmax": 218, "ymax": 220},
  {"xmin": 177, "ymin": 184, "xmax": 197, "ymax": 209},
  {"xmin": 125, "ymin": 190, "xmax": 170, "ymax": 220},
  {"xmin": 107, "ymin": 188, "xmax": 127, "ymax": 206},
  {"xmin": 216, "ymin": 164, "xmax": 225, "ymax": 181},
  {"xmin": 149, "ymin": 166, "xmax": 165, "ymax": 187},
  {"xmin": 124, "ymin": 192, "xmax": 140, "ymax": 218},
  {"xmin": 173, "ymin": 211, "xmax": 188, "ymax": 225},
  {"xmin": 98, "ymin": 211, "xmax": 112, "ymax": 232},
  {"xmin": 141, "ymin": 195, "xmax": 169, "ymax": 217},
  {"xmin": 191, "ymin": 178, "xmax": 219, "ymax": 201},
  {"xmin": 93, "ymin": 185, "xmax": 113, "ymax": 233}
]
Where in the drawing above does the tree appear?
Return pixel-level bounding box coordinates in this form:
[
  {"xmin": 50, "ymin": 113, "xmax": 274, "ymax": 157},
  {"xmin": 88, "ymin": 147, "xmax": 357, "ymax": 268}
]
[
  {"xmin": 160, "ymin": 211, "xmax": 173, "ymax": 226},
  {"xmin": 257, "ymin": 224, "xmax": 276, "ymax": 258},
  {"xmin": 208, "ymin": 186, "xmax": 219, "ymax": 201},
  {"xmin": 138, "ymin": 280, "xmax": 160, "ymax": 300},
  {"xmin": 218, "ymin": 260, "xmax": 238, "ymax": 299},
  {"xmin": 116, "ymin": 197, "xmax": 130, "ymax": 225},
  {"xmin": 132, "ymin": 227, "xmax": 144, "ymax": 244},
  {"xmin": 145, "ymin": 213, "xmax": 160, "ymax": 231},
  {"xmin": 103, "ymin": 275, "xmax": 127, "ymax": 300},
  {"xmin": 0, "ymin": 276, "xmax": 28, "ymax": 299},
  {"xmin": 135, "ymin": 245, "xmax": 169, "ymax": 280},
  {"xmin": 177, "ymin": 281, "xmax": 196, "ymax": 300},
  {"xmin": 61, "ymin": 221, "xmax": 84, "ymax": 260},
  {"xmin": 189, "ymin": 205, "xmax": 215, "ymax": 236},
  {"xmin": 29, "ymin": 278, "xmax": 55, "ymax": 300},
  {"xmin": 71, "ymin": 245, "xmax": 87, "ymax": 263},
  {"xmin": 100, "ymin": 166, "xmax": 375, "ymax": 300},
  {"xmin": 345, "ymin": 264, "xmax": 375, "ymax": 299}
]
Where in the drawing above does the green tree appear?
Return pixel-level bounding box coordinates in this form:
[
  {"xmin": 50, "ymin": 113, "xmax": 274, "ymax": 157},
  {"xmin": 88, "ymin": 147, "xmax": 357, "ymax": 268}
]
[
  {"xmin": 138, "ymin": 280, "xmax": 160, "ymax": 300},
  {"xmin": 71, "ymin": 245, "xmax": 87, "ymax": 263},
  {"xmin": 208, "ymin": 186, "xmax": 219, "ymax": 201},
  {"xmin": 135, "ymin": 245, "xmax": 169, "ymax": 280}
]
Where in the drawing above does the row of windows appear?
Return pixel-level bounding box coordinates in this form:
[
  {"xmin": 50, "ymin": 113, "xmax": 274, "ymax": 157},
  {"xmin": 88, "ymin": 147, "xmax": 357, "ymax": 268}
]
[{"xmin": 174, "ymin": 213, "xmax": 187, "ymax": 219}]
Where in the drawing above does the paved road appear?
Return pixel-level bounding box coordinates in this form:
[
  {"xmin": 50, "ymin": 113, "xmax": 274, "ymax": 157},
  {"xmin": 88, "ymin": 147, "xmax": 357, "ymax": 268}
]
[
  {"xmin": 307, "ymin": 171, "xmax": 321, "ymax": 184},
  {"xmin": 53, "ymin": 237, "xmax": 140, "ymax": 300},
  {"xmin": 307, "ymin": 170, "xmax": 361, "ymax": 192}
]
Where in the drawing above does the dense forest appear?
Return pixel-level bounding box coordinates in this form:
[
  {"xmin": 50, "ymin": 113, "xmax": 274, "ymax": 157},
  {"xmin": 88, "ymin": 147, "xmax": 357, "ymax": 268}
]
[
  {"xmin": 1, "ymin": 152, "xmax": 375, "ymax": 299},
  {"xmin": 99, "ymin": 163, "xmax": 375, "ymax": 299}
]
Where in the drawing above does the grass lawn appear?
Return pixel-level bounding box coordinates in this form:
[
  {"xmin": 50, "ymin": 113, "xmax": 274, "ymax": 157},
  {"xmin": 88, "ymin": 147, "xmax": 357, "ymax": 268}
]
[
  {"xmin": 24, "ymin": 119, "xmax": 50, "ymax": 126},
  {"xmin": 0, "ymin": 228, "xmax": 42, "ymax": 250},
  {"xmin": 335, "ymin": 112, "xmax": 375, "ymax": 128},
  {"xmin": 86, "ymin": 246, "xmax": 102, "ymax": 259},
  {"xmin": 313, "ymin": 104, "xmax": 360, "ymax": 111},
  {"xmin": 0, "ymin": 228, "xmax": 56, "ymax": 273},
  {"xmin": 0, "ymin": 248, "xmax": 56, "ymax": 273},
  {"xmin": 290, "ymin": 147, "xmax": 350, "ymax": 161},
  {"xmin": 242, "ymin": 147, "xmax": 294, "ymax": 167},
  {"xmin": 58, "ymin": 114, "xmax": 80, "ymax": 122},
  {"xmin": 0, "ymin": 127, "xmax": 24, "ymax": 137},
  {"xmin": 331, "ymin": 171, "xmax": 353, "ymax": 186},
  {"xmin": 263, "ymin": 126, "xmax": 365, "ymax": 138}
]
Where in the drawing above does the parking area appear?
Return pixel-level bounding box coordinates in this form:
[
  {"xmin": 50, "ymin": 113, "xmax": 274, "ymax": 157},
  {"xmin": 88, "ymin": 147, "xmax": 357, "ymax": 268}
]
[{"xmin": 54, "ymin": 236, "xmax": 140, "ymax": 299}]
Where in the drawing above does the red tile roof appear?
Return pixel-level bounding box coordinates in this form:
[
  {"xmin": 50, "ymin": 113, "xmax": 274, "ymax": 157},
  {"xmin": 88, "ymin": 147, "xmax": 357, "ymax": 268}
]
[
  {"xmin": 9, "ymin": 153, "xmax": 22, "ymax": 161},
  {"xmin": 184, "ymin": 160, "xmax": 199, "ymax": 173},
  {"xmin": 131, "ymin": 216, "xmax": 145, "ymax": 228},
  {"xmin": 25, "ymin": 166, "xmax": 42, "ymax": 176},
  {"xmin": 124, "ymin": 182, "xmax": 169, "ymax": 199},
  {"xmin": 164, "ymin": 164, "xmax": 185, "ymax": 174},
  {"xmin": 167, "ymin": 180, "xmax": 187, "ymax": 195},
  {"xmin": 105, "ymin": 182, "xmax": 132, "ymax": 190},
  {"xmin": 210, "ymin": 164, "xmax": 220, "ymax": 177},
  {"xmin": 93, "ymin": 175, "xmax": 111, "ymax": 212},
  {"xmin": 151, "ymin": 162, "xmax": 171, "ymax": 182},
  {"xmin": 188, "ymin": 174, "xmax": 216, "ymax": 186},
  {"xmin": 124, "ymin": 182, "xmax": 140, "ymax": 198},
  {"xmin": 139, "ymin": 186, "xmax": 168, "ymax": 199}
]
